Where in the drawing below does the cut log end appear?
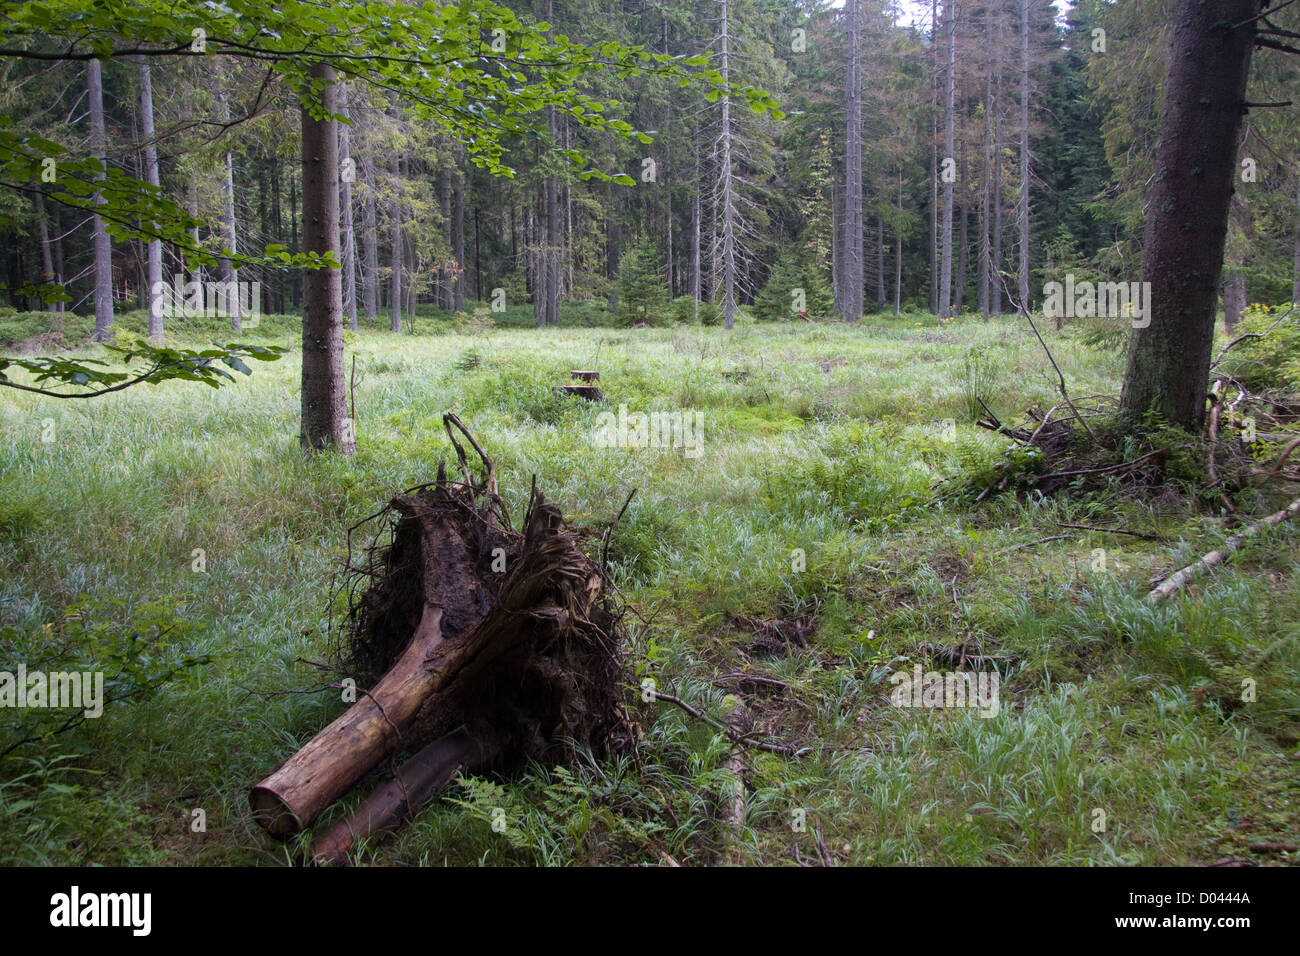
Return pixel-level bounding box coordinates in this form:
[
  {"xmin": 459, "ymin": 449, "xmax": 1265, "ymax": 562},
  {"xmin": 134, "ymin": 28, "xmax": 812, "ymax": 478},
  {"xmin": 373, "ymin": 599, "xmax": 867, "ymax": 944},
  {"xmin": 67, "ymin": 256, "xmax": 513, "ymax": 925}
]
[{"xmin": 249, "ymin": 786, "xmax": 302, "ymax": 839}]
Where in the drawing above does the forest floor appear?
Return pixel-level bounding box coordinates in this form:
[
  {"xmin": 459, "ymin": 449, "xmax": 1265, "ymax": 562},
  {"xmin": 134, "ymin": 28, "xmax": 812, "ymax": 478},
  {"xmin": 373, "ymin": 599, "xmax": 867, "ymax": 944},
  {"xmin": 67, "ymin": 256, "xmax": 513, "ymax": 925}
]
[{"xmin": 1, "ymin": 306, "xmax": 1298, "ymax": 866}]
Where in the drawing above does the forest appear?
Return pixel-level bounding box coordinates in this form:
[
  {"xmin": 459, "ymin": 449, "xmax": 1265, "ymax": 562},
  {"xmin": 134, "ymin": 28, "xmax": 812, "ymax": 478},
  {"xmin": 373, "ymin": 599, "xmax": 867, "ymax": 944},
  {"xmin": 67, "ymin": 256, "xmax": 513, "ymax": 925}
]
[{"xmin": 0, "ymin": 0, "xmax": 1298, "ymax": 874}]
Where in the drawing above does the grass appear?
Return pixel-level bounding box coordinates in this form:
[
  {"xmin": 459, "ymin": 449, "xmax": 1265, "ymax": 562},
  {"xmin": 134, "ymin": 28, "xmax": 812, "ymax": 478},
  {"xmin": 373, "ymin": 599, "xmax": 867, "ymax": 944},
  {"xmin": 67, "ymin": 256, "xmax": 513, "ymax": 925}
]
[{"xmin": 0, "ymin": 307, "xmax": 1297, "ymax": 866}]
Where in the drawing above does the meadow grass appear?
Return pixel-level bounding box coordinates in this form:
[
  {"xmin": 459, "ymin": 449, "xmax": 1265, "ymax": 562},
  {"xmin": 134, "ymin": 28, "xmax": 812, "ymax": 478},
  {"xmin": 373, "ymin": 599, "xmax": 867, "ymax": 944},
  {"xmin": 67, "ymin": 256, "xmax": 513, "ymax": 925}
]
[{"xmin": 0, "ymin": 308, "xmax": 1296, "ymax": 865}]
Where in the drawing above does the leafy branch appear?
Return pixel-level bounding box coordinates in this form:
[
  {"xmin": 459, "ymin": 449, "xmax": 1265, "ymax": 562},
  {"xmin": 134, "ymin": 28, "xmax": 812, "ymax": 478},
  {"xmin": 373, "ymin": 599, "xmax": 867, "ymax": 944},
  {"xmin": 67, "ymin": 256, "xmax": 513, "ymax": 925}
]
[{"xmin": 0, "ymin": 340, "xmax": 287, "ymax": 399}]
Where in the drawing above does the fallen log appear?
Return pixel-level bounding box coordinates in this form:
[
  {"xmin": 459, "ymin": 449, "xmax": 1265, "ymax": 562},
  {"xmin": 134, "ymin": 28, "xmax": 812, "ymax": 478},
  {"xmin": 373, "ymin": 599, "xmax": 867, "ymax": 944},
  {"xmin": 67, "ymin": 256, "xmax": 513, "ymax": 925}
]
[
  {"xmin": 312, "ymin": 726, "xmax": 497, "ymax": 866},
  {"xmin": 250, "ymin": 603, "xmax": 448, "ymax": 837}
]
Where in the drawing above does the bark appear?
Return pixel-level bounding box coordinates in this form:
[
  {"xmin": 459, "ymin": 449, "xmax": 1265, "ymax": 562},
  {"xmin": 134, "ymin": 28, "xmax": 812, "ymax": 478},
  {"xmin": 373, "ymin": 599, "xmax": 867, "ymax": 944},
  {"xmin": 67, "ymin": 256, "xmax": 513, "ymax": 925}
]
[
  {"xmin": 1223, "ymin": 271, "xmax": 1246, "ymax": 333},
  {"xmin": 992, "ymin": 27, "xmax": 1004, "ymax": 316},
  {"xmin": 842, "ymin": 0, "xmax": 864, "ymax": 322},
  {"xmin": 1017, "ymin": 0, "xmax": 1031, "ymax": 310},
  {"xmin": 691, "ymin": 143, "xmax": 701, "ymax": 320},
  {"xmin": 390, "ymin": 158, "xmax": 403, "ymax": 333},
  {"xmin": 270, "ymin": 166, "xmax": 282, "ymax": 312},
  {"xmin": 930, "ymin": 0, "xmax": 939, "ymax": 315},
  {"xmin": 52, "ymin": 203, "xmax": 65, "ymax": 314},
  {"xmin": 252, "ymin": 604, "xmax": 448, "ymax": 836},
  {"xmin": 453, "ymin": 152, "xmax": 466, "ymax": 312},
  {"xmin": 980, "ymin": 33, "xmax": 993, "ymax": 322},
  {"xmin": 361, "ymin": 155, "xmax": 379, "ymax": 319},
  {"xmin": 876, "ymin": 218, "xmax": 886, "ymax": 312},
  {"xmin": 299, "ymin": 62, "xmax": 355, "ymax": 455},
  {"xmin": 189, "ymin": 179, "xmax": 203, "ymax": 292},
  {"xmin": 440, "ymin": 165, "xmax": 452, "ymax": 311},
  {"xmin": 339, "ymin": 82, "xmax": 358, "ymax": 331},
  {"xmin": 221, "ymin": 148, "xmax": 242, "ymax": 332},
  {"xmin": 33, "ymin": 190, "xmax": 57, "ymax": 314},
  {"xmin": 1148, "ymin": 498, "xmax": 1300, "ymax": 603},
  {"xmin": 86, "ymin": 59, "xmax": 114, "ymax": 341},
  {"xmin": 718, "ymin": 0, "xmax": 738, "ymax": 330},
  {"xmin": 895, "ymin": 169, "xmax": 904, "ymax": 315},
  {"xmin": 290, "ymin": 170, "xmax": 299, "ymax": 309},
  {"xmin": 939, "ymin": 0, "xmax": 956, "ymax": 320},
  {"xmin": 1293, "ymin": 162, "xmax": 1300, "ymax": 304},
  {"xmin": 1119, "ymin": 0, "xmax": 1258, "ymax": 432},
  {"xmin": 138, "ymin": 59, "xmax": 163, "ymax": 341},
  {"xmin": 312, "ymin": 727, "xmax": 493, "ymax": 866}
]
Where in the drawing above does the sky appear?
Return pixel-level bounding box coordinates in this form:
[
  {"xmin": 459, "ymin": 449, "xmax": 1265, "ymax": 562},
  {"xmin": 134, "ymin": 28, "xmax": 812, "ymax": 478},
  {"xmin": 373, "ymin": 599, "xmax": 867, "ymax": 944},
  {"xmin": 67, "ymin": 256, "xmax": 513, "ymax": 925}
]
[{"xmin": 889, "ymin": 0, "xmax": 1072, "ymax": 31}]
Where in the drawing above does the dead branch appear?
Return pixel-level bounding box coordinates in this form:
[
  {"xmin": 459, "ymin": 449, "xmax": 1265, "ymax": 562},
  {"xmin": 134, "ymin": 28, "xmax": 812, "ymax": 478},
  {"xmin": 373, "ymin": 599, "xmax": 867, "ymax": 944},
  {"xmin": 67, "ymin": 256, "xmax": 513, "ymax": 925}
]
[{"xmin": 1147, "ymin": 497, "xmax": 1300, "ymax": 603}]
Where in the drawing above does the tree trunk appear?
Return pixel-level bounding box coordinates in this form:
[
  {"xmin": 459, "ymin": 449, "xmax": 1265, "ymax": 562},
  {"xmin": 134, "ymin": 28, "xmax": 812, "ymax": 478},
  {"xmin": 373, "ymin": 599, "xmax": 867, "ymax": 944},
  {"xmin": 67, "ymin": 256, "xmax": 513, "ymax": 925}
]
[
  {"xmin": 138, "ymin": 59, "xmax": 163, "ymax": 341},
  {"xmin": 980, "ymin": 32, "xmax": 993, "ymax": 322},
  {"xmin": 992, "ymin": 25, "xmax": 1004, "ymax": 316},
  {"xmin": 339, "ymin": 82, "xmax": 358, "ymax": 332},
  {"xmin": 391, "ymin": 158, "xmax": 403, "ymax": 333},
  {"xmin": 299, "ymin": 62, "xmax": 355, "ymax": 455},
  {"xmin": 718, "ymin": 0, "xmax": 738, "ymax": 330},
  {"xmin": 33, "ymin": 190, "xmax": 57, "ymax": 314},
  {"xmin": 1293, "ymin": 162, "xmax": 1300, "ymax": 304},
  {"xmin": 1223, "ymin": 271, "xmax": 1246, "ymax": 333},
  {"xmin": 52, "ymin": 202, "xmax": 65, "ymax": 314},
  {"xmin": 691, "ymin": 144, "xmax": 701, "ymax": 320},
  {"xmin": 895, "ymin": 169, "xmax": 904, "ymax": 315},
  {"xmin": 252, "ymin": 604, "xmax": 448, "ymax": 836},
  {"xmin": 290, "ymin": 170, "xmax": 300, "ymax": 309},
  {"xmin": 1017, "ymin": 0, "xmax": 1031, "ymax": 310},
  {"xmin": 361, "ymin": 156, "xmax": 379, "ymax": 320},
  {"xmin": 221, "ymin": 149, "xmax": 242, "ymax": 333},
  {"xmin": 312, "ymin": 727, "xmax": 493, "ymax": 866},
  {"xmin": 939, "ymin": 0, "xmax": 956, "ymax": 320},
  {"xmin": 86, "ymin": 59, "xmax": 114, "ymax": 341},
  {"xmin": 1118, "ymin": 0, "xmax": 1258, "ymax": 432},
  {"xmin": 453, "ymin": 152, "xmax": 466, "ymax": 312},
  {"xmin": 930, "ymin": 0, "xmax": 939, "ymax": 316},
  {"xmin": 270, "ymin": 166, "xmax": 282, "ymax": 313},
  {"xmin": 842, "ymin": 0, "xmax": 863, "ymax": 322}
]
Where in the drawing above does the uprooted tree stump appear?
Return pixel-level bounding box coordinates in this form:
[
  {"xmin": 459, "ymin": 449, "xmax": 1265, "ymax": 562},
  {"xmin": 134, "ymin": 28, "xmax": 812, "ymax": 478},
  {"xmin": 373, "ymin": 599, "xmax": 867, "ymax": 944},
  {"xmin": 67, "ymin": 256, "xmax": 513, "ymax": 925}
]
[{"xmin": 250, "ymin": 413, "xmax": 631, "ymax": 864}]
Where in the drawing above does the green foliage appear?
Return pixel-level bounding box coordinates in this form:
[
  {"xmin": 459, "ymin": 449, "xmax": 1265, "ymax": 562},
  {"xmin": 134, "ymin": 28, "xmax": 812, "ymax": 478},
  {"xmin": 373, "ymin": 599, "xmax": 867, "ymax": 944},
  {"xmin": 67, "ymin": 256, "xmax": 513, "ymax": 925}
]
[
  {"xmin": 958, "ymin": 345, "xmax": 1000, "ymax": 421},
  {"xmin": 0, "ymin": 340, "xmax": 285, "ymax": 398},
  {"xmin": 1220, "ymin": 304, "xmax": 1300, "ymax": 392},
  {"xmin": 0, "ymin": 597, "xmax": 211, "ymax": 758},
  {"xmin": 453, "ymin": 346, "xmax": 483, "ymax": 371},
  {"xmin": 698, "ymin": 299, "xmax": 724, "ymax": 327},
  {"xmin": 0, "ymin": 0, "xmax": 780, "ymax": 305},
  {"xmin": 616, "ymin": 237, "xmax": 669, "ymax": 326},
  {"xmin": 753, "ymin": 247, "xmax": 832, "ymax": 322},
  {"xmin": 450, "ymin": 306, "xmax": 495, "ymax": 338},
  {"xmin": 668, "ymin": 296, "xmax": 700, "ymax": 325}
]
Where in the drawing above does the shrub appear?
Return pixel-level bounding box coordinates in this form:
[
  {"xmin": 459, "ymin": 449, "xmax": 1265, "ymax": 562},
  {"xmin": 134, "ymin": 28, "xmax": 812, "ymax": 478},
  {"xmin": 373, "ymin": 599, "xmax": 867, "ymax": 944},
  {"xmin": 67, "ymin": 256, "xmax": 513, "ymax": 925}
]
[{"xmin": 616, "ymin": 237, "xmax": 669, "ymax": 326}]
